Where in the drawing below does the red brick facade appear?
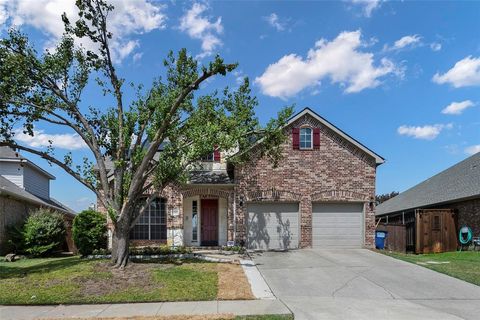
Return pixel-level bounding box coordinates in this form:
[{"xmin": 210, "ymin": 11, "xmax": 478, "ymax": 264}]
[
  {"xmin": 234, "ymin": 113, "xmax": 378, "ymax": 248},
  {"xmin": 99, "ymin": 110, "xmax": 381, "ymax": 249}
]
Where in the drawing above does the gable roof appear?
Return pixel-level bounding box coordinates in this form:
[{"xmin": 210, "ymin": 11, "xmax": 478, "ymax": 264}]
[
  {"xmin": 0, "ymin": 175, "xmax": 75, "ymax": 216},
  {"xmin": 0, "ymin": 146, "xmax": 27, "ymax": 160},
  {"xmin": 376, "ymin": 152, "xmax": 480, "ymax": 216},
  {"xmin": 288, "ymin": 108, "xmax": 385, "ymax": 165},
  {"xmin": 0, "ymin": 147, "xmax": 56, "ymax": 180}
]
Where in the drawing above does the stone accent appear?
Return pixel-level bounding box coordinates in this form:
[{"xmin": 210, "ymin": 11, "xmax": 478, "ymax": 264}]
[
  {"xmin": 98, "ymin": 112, "xmax": 379, "ymax": 249},
  {"xmin": 234, "ymin": 113, "xmax": 377, "ymax": 248},
  {"xmin": 100, "ymin": 184, "xmax": 235, "ymax": 247}
]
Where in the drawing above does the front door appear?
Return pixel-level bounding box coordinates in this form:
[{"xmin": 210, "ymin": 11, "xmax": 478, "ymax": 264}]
[{"xmin": 201, "ymin": 199, "xmax": 218, "ymax": 246}]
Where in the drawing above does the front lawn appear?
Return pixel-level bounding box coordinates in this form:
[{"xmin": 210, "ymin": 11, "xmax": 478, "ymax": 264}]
[
  {"xmin": 0, "ymin": 257, "xmax": 254, "ymax": 305},
  {"xmin": 382, "ymin": 251, "xmax": 480, "ymax": 286}
]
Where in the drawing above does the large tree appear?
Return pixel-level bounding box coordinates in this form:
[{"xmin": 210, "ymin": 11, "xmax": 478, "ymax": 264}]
[{"xmin": 0, "ymin": 0, "xmax": 292, "ymax": 268}]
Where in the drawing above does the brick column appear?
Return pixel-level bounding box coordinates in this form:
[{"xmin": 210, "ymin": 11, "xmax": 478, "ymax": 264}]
[
  {"xmin": 364, "ymin": 202, "xmax": 375, "ymax": 248},
  {"xmin": 300, "ymin": 197, "xmax": 312, "ymax": 248}
]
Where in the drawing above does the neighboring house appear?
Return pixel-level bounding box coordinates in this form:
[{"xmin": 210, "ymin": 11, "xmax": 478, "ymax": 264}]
[
  {"xmin": 99, "ymin": 108, "xmax": 384, "ymax": 250},
  {"xmin": 0, "ymin": 147, "xmax": 76, "ymax": 254},
  {"xmin": 376, "ymin": 152, "xmax": 480, "ymax": 251}
]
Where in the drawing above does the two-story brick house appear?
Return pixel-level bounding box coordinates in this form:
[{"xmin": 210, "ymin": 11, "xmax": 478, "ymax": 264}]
[{"xmin": 101, "ymin": 108, "xmax": 384, "ymax": 250}]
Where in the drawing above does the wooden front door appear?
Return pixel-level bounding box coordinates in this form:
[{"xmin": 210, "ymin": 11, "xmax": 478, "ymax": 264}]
[{"xmin": 201, "ymin": 199, "xmax": 218, "ymax": 246}]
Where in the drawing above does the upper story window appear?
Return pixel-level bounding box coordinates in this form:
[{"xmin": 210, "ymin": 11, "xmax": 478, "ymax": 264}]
[
  {"xmin": 299, "ymin": 127, "xmax": 312, "ymax": 149},
  {"xmin": 201, "ymin": 153, "xmax": 214, "ymax": 162},
  {"xmin": 200, "ymin": 148, "xmax": 221, "ymax": 162}
]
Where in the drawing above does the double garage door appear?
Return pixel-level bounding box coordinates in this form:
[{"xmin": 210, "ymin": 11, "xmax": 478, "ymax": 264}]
[{"xmin": 246, "ymin": 202, "xmax": 364, "ymax": 250}]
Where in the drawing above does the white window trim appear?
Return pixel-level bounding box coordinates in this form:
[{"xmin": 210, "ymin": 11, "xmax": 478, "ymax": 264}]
[
  {"xmin": 192, "ymin": 200, "xmax": 199, "ymax": 242},
  {"xmin": 131, "ymin": 198, "xmax": 167, "ymax": 241},
  {"xmin": 299, "ymin": 126, "xmax": 313, "ymax": 150}
]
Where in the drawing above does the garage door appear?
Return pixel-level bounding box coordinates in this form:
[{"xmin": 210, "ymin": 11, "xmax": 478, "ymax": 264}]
[
  {"xmin": 246, "ymin": 203, "xmax": 299, "ymax": 250},
  {"xmin": 312, "ymin": 203, "xmax": 364, "ymax": 248}
]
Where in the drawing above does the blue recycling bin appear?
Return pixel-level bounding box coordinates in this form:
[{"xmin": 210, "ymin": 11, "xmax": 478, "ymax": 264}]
[{"xmin": 375, "ymin": 231, "xmax": 387, "ymax": 249}]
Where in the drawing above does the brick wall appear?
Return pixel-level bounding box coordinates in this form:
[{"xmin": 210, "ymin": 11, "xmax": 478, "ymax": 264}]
[
  {"xmin": 234, "ymin": 113, "xmax": 378, "ymax": 248},
  {"xmin": 98, "ymin": 183, "xmax": 184, "ymax": 247},
  {"xmin": 435, "ymin": 198, "xmax": 480, "ymax": 236}
]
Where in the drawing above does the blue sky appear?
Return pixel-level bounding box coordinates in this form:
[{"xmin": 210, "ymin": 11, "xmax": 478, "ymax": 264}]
[{"xmin": 1, "ymin": 0, "xmax": 479, "ymax": 211}]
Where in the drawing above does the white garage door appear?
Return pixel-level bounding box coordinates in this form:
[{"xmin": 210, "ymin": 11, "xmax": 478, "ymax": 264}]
[
  {"xmin": 312, "ymin": 203, "xmax": 364, "ymax": 248},
  {"xmin": 246, "ymin": 203, "xmax": 299, "ymax": 250}
]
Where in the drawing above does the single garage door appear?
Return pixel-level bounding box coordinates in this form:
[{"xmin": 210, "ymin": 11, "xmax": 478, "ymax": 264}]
[
  {"xmin": 246, "ymin": 203, "xmax": 299, "ymax": 250},
  {"xmin": 312, "ymin": 203, "xmax": 364, "ymax": 248}
]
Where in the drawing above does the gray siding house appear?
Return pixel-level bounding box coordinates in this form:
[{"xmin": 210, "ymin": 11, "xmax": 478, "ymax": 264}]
[{"xmin": 0, "ymin": 147, "xmax": 76, "ymax": 254}]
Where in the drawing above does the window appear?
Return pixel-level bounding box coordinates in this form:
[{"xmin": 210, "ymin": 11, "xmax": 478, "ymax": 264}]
[
  {"xmin": 201, "ymin": 153, "xmax": 214, "ymax": 161},
  {"xmin": 130, "ymin": 198, "xmax": 167, "ymax": 240},
  {"xmin": 300, "ymin": 127, "xmax": 312, "ymax": 149},
  {"xmin": 192, "ymin": 200, "xmax": 198, "ymax": 242}
]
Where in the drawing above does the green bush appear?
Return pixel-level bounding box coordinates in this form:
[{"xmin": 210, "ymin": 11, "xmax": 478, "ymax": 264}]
[
  {"xmin": 5, "ymin": 223, "xmax": 26, "ymax": 254},
  {"xmin": 72, "ymin": 209, "xmax": 107, "ymax": 256},
  {"xmin": 23, "ymin": 209, "xmax": 66, "ymax": 257},
  {"xmin": 129, "ymin": 245, "xmax": 192, "ymax": 255}
]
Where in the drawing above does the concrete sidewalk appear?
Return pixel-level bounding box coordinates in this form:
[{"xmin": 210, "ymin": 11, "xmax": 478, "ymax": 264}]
[{"xmin": 0, "ymin": 300, "xmax": 291, "ymax": 320}]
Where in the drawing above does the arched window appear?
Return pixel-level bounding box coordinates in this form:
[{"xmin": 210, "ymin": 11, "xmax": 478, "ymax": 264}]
[
  {"xmin": 300, "ymin": 127, "xmax": 312, "ymax": 149},
  {"xmin": 130, "ymin": 197, "xmax": 167, "ymax": 240}
]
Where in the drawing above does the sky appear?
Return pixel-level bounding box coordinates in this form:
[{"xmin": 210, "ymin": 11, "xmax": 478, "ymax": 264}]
[{"xmin": 1, "ymin": 0, "xmax": 479, "ymax": 212}]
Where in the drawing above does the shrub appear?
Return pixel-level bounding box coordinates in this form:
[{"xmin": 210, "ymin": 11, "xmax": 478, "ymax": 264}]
[
  {"xmin": 72, "ymin": 209, "xmax": 107, "ymax": 256},
  {"xmin": 23, "ymin": 209, "xmax": 66, "ymax": 257},
  {"xmin": 5, "ymin": 223, "xmax": 26, "ymax": 254},
  {"xmin": 91, "ymin": 248, "xmax": 111, "ymax": 255},
  {"xmin": 129, "ymin": 245, "xmax": 192, "ymax": 256}
]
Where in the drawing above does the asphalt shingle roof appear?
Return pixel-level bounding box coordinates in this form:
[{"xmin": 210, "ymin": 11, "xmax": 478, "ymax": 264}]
[
  {"xmin": 188, "ymin": 170, "xmax": 234, "ymax": 184},
  {"xmin": 0, "ymin": 176, "xmax": 75, "ymax": 215},
  {"xmin": 376, "ymin": 152, "xmax": 480, "ymax": 216}
]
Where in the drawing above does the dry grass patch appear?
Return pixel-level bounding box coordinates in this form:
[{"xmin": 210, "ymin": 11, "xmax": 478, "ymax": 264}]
[{"xmin": 217, "ymin": 263, "xmax": 254, "ymax": 300}]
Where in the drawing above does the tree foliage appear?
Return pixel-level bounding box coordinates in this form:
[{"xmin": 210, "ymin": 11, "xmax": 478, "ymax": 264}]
[
  {"xmin": 22, "ymin": 209, "xmax": 66, "ymax": 257},
  {"xmin": 0, "ymin": 0, "xmax": 293, "ymax": 267},
  {"xmin": 73, "ymin": 209, "xmax": 107, "ymax": 256},
  {"xmin": 376, "ymin": 191, "xmax": 400, "ymax": 205}
]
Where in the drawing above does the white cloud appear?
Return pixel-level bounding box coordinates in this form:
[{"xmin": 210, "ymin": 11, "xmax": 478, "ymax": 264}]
[
  {"xmin": 264, "ymin": 13, "xmax": 286, "ymax": 31},
  {"xmin": 14, "ymin": 129, "xmax": 87, "ymax": 150},
  {"xmin": 430, "ymin": 42, "xmax": 442, "ymax": 51},
  {"xmin": 179, "ymin": 3, "xmax": 223, "ymax": 59},
  {"xmin": 255, "ymin": 30, "xmax": 400, "ymax": 99},
  {"xmin": 0, "ymin": 0, "xmax": 166, "ymax": 63},
  {"xmin": 397, "ymin": 124, "xmax": 453, "ymax": 140},
  {"xmin": 433, "ymin": 56, "xmax": 480, "ymax": 88},
  {"xmin": 465, "ymin": 145, "xmax": 480, "ymax": 155},
  {"xmin": 350, "ymin": 0, "xmax": 382, "ymax": 17},
  {"xmin": 441, "ymin": 100, "xmax": 475, "ymax": 115},
  {"xmin": 392, "ymin": 34, "xmax": 421, "ymax": 50},
  {"xmin": 132, "ymin": 52, "xmax": 143, "ymax": 63}
]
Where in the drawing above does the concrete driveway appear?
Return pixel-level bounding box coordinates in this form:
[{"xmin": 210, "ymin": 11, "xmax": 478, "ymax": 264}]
[{"xmin": 252, "ymin": 249, "xmax": 480, "ymax": 320}]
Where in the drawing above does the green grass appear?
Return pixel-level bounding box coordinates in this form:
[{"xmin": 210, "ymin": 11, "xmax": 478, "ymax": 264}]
[
  {"xmin": 383, "ymin": 251, "xmax": 480, "ymax": 286},
  {"xmin": 0, "ymin": 256, "xmax": 218, "ymax": 305}
]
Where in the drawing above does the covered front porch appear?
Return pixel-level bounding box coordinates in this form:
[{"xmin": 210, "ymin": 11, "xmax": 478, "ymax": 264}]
[{"xmin": 181, "ymin": 187, "xmax": 235, "ymax": 247}]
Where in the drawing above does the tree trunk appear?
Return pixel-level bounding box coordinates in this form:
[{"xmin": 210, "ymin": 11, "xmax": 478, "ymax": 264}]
[{"xmin": 111, "ymin": 221, "xmax": 130, "ymax": 268}]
